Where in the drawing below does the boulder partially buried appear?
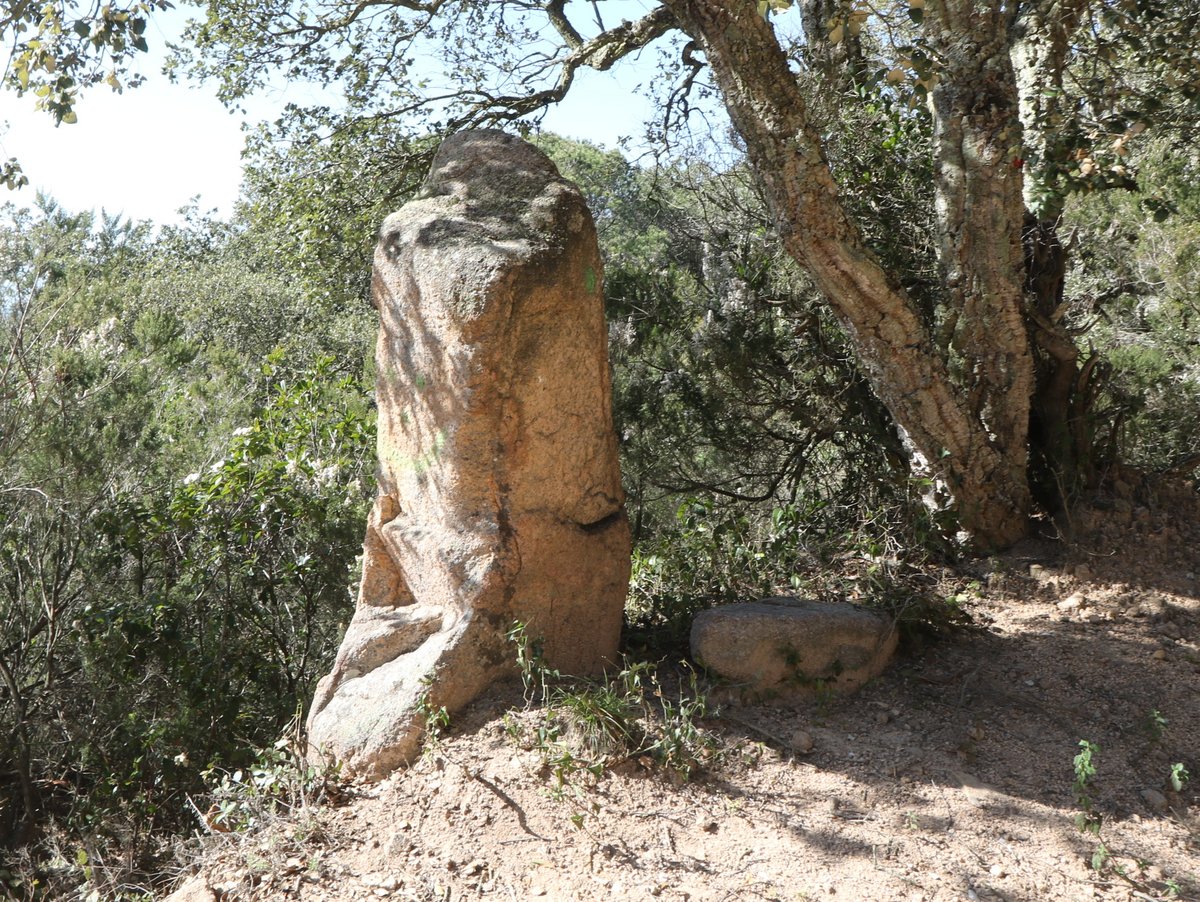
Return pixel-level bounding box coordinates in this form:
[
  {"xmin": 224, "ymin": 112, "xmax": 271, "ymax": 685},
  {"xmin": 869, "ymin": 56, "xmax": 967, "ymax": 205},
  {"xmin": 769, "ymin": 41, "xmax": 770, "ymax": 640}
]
[
  {"xmin": 691, "ymin": 598, "xmax": 898, "ymax": 698},
  {"xmin": 307, "ymin": 130, "xmax": 631, "ymax": 777}
]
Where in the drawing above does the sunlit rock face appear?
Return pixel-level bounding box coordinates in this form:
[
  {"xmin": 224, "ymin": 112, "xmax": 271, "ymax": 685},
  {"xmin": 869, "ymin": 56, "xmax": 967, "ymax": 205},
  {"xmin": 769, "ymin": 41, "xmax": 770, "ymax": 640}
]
[{"xmin": 307, "ymin": 130, "xmax": 631, "ymax": 778}]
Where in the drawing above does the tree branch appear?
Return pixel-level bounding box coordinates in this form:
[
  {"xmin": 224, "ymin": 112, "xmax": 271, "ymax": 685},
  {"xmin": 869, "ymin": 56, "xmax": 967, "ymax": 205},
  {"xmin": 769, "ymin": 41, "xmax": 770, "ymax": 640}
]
[
  {"xmin": 544, "ymin": 0, "xmax": 584, "ymax": 49},
  {"xmin": 435, "ymin": 5, "xmax": 678, "ymax": 129}
]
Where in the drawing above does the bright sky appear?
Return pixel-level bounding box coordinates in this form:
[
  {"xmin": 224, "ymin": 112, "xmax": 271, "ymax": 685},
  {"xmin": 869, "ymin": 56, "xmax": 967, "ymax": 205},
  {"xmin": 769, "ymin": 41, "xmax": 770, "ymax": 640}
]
[{"xmin": 0, "ymin": 3, "xmax": 668, "ymax": 225}]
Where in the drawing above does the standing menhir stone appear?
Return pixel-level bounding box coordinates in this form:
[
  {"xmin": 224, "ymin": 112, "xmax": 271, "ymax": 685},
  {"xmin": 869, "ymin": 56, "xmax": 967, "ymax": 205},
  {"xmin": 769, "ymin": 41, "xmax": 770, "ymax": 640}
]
[{"xmin": 307, "ymin": 130, "xmax": 631, "ymax": 777}]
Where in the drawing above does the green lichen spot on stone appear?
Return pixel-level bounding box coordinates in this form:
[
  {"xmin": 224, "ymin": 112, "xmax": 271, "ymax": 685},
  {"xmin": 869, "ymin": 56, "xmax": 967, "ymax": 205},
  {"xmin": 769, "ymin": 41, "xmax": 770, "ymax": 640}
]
[
  {"xmin": 584, "ymin": 265, "xmax": 597, "ymax": 295},
  {"xmin": 380, "ymin": 429, "xmax": 446, "ymax": 475}
]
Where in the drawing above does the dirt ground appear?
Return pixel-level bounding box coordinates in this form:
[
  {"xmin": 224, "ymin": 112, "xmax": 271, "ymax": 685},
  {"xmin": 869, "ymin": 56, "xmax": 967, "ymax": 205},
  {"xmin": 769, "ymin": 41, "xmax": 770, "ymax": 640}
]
[{"xmin": 171, "ymin": 478, "xmax": 1200, "ymax": 902}]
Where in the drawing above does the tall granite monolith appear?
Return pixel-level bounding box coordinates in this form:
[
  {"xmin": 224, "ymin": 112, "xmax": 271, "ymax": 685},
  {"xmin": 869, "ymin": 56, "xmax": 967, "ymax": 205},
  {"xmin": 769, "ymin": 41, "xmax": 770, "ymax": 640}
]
[{"xmin": 307, "ymin": 130, "xmax": 631, "ymax": 777}]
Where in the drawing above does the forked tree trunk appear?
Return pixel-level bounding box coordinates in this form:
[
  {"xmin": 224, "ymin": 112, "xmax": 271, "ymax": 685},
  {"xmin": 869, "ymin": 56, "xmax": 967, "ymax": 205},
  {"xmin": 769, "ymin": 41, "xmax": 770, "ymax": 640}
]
[{"xmin": 662, "ymin": 0, "xmax": 1032, "ymax": 549}]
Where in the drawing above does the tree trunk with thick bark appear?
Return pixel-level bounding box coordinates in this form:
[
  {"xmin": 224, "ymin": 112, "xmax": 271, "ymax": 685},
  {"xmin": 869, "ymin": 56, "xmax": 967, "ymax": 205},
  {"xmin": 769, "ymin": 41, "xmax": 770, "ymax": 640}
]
[
  {"xmin": 661, "ymin": 0, "xmax": 1032, "ymax": 549},
  {"xmin": 1011, "ymin": 0, "xmax": 1104, "ymax": 508},
  {"xmin": 925, "ymin": 0, "xmax": 1034, "ymax": 520}
]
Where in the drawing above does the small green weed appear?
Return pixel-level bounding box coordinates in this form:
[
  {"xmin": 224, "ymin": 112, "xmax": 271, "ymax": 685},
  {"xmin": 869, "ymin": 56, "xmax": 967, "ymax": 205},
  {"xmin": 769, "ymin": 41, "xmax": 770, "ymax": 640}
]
[
  {"xmin": 1068, "ymin": 739, "xmax": 1188, "ymax": 896},
  {"xmin": 649, "ymin": 667, "xmax": 716, "ymax": 778},
  {"xmin": 1073, "ymin": 739, "xmax": 1103, "ymax": 835},
  {"xmin": 1146, "ymin": 709, "xmax": 1170, "ymax": 742},
  {"xmin": 1071, "ymin": 740, "xmax": 1115, "ymax": 875},
  {"xmin": 415, "ymin": 675, "xmax": 451, "ymax": 756},
  {"xmin": 508, "ymin": 621, "xmax": 560, "ymax": 704},
  {"xmin": 1168, "ymin": 762, "xmax": 1189, "ymax": 793}
]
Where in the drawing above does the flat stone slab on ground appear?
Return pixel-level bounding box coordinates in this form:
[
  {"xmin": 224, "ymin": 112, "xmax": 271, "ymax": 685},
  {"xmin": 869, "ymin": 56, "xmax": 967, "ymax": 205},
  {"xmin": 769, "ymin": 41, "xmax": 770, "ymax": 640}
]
[{"xmin": 691, "ymin": 597, "xmax": 898, "ymax": 698}]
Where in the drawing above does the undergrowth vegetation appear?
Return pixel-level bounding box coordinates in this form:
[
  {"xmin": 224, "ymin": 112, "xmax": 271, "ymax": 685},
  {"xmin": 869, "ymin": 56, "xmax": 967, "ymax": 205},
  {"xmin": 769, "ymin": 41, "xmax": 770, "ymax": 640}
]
[
  {"xmin": 1, "ymin": 122, "xmax": 1198, "ymax": 899},
  {"xmin": 504, "ymin": 623, "xmax": 719, "ymax": 790}
]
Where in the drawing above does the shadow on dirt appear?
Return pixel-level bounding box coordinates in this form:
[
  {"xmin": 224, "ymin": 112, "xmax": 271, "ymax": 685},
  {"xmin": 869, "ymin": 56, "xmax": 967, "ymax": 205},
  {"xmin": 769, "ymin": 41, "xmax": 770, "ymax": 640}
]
[{"xmin": 705, "ymin": 593, "xmax": 1198, "ymax": 805}]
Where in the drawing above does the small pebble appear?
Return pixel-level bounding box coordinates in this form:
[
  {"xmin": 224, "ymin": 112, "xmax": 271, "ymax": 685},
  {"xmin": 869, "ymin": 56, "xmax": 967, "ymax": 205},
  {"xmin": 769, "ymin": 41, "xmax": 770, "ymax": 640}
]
[
  {"xmin": 1140, "ymin": 788, "xmax": 1169, "ymax": 812},
  {"xmin": 790, "ymin": 730, "xmax": 815, "ymax": 753},
  {"xmin": 1057, "ymin": 594, "xmax": 1084, "ymax": 612},
  {"xmin": 989, "ymin": 864, "xmax": 1006, "ymax": 878}
]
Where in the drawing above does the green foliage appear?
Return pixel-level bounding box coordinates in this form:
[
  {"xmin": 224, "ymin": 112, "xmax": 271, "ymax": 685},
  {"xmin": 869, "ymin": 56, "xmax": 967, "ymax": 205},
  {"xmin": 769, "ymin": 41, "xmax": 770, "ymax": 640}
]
[
  {"xmin": 0, "ymin": 197, "xmax": 372, "ymax": 893},
  {"xmin": 552, "ymin": 135, "xmax": 944, "ymax": 626},
  {"xmin": 813, "ymin": 81, "xmax": 939, "ymax": 305},
  {"xmin": 1070, "ymin": 739, "xmax": 1115, "ymax": 880},
  {"xmin": 505, "ymin": 623, "xmax": 718, "ymax": 786},
  {"xmin": 1168, "ymin": 762, "xmax": 1190, "ymax": 793},
  {"xmin": 1, "ymin": 158, "xmax": 27, "ymax": 190},
  {"xmin": 415, "ymin": 676, "xmax": 451, "ymax": 754},
  {"xmin": 84, "ymin": 355, "xmax": 370, "ymax": 777},
  {"xmin": 1067, "ymin": 739, "xmax": 1191, "ymax": 890},
  {"xmin": 626, "ymin": 493, "xmax": 963, "ymax": 654},
  {"xmin": 200, "ymin": 738, "xmax": 343, "ymax": 834},
  {"xmin": 508, "ymin": 621, "xmax": 554, "ymax": 706},
  {"xmin": 626, "ymin": 498, "xmax": 811, "ymax": 647},
  {"xmin": 1064, "ymin": 142, "xmax": 1200, "ymax": 475},
  {"xmin": 1, "ymin": 200, "xmax": 171, "ymax": 852},
  {"xmin": 1073, "ymin": 739, "xmax": 1103, "ymax": 834},
  {"xmin": 1145, "ymin": 708, "xmax": 1169, "ymax": 742},
  {"xmin": 237, "ymin": 118, "xmax": 435, "ymax": 307},
  {"xmin": 603, "ymin": 156, "xmax": 906, "ymax": 515},
  {"xmin": 1, "ymin": 0, "xmax": 172, "ymax": 126}
]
